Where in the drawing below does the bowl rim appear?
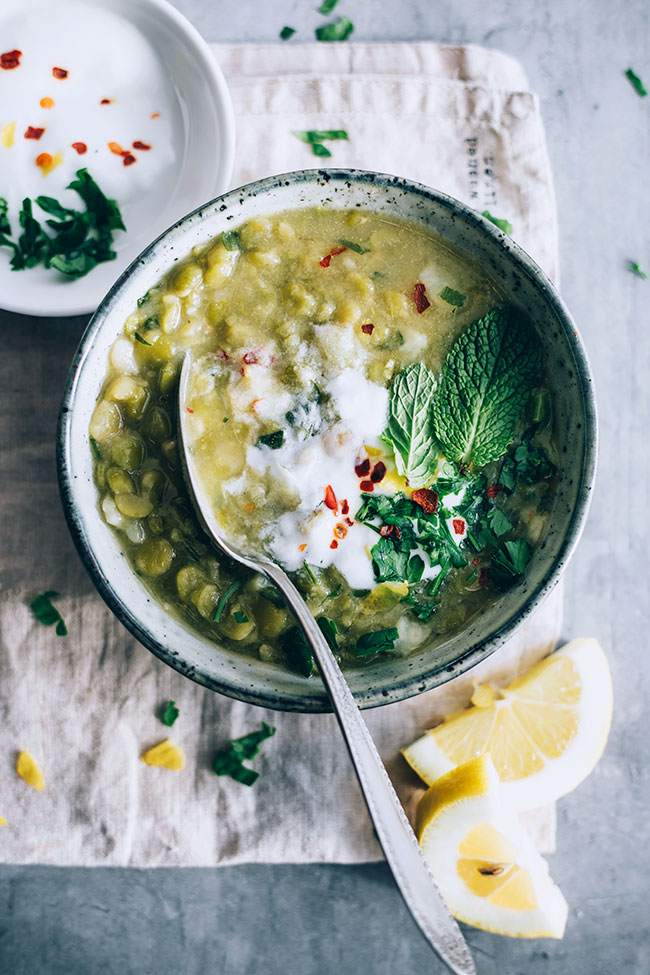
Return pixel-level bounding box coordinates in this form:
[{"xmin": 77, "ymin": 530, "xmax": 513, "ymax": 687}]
[
  {"xmin": 57, "ymin": 168, "xmax": 598, "ymax": 712},
  {"xmin": 0, "ymin": 0, "xmax": 236, "ymax": 318}
]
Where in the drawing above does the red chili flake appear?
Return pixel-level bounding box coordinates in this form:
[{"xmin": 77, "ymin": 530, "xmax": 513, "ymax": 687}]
[
  {"xmin": 486, "ymin": 484, "xmax": 502, "ymax": 498},
  {"xmin": 108, "ymin": 142, "xmax": 124, "ymax": 155},
  {"xmin": 100, "ymin": 98, "xmax": 113, "ymax": 105},
  {"xmin": 478, "ymin": 567, "xmax": 489, "ymax": 587},
  {"xmin": 380, "ymin": 524, "xmax": 401, "ymax": 541},
  {"xmin": 71, "ymin": 141, "xmax": 87, "ymax": 155},
  {"xmin": 217, "ymin": 349, "xmax": 230, "ymax": 360},
  {"xmin": 472, "ymin": 558, "xmax": 479, "ymax": 565},
  {"xmin": 122, "ymin": 152, "xmax": 136, "ymax": 166},
  {"xmin": 341, "ymin": 499, "xmax": 349, "ymax": 515},
  {"xmin": 344, "ymin": 517, "xmax": 354, "ymax": 527},
  {"xmin": 25, "ymin": 126, "xmax": 45, "ymax": 140},
  {"xmin": 40, "ymin": 97, "xmax": 55, "ymax": 109},
  {"xmin": 411, "ymin": 488, "xmax": 439, "ymax": 513},
  {"xmin": 452, "ymin": 518, "xmax": 466, "ymax": 535},
  {"xmin": 361, "ymin": 322, "xmax": 374, "ymax": 335},
  {"xmin": 186, "ymin": 407, "xmax": 194, "ymax": 414},
  {"xmin": 52, "ymin": 66, "xmax": 68, "ymax": 79},
  {"xmin": 334, "ymin": 524, "xmax": 348, "ymax": 540},
  {"xmin": 1, "ymin": 50, "xmax": 22, "ymax": 70},
  {"xmin": 35, "ymin": 152, "xmax": 52, "ymax": 169},
  {"xmin": 330, "ymin": 540, "xmax": 338, "ymax": 550},
  {"xmin": 355, "ymin": 457, "xmax": 370, "ymax": 477},
  {"xmin": 242, "ymin": 351, "xmax": 259, "ymax": 365},
  {"xmin": 370, "ymin": 461, "xmax": 386, "ymax": 484},
  {"xmin": 151, "ymin": 112, "xmax": 160, "ymax": 119},
  {"xmin": 360, "ymin": 479, "xmax": 374, "ymax": 492},
  {"xmin": 324, "ymin": 485, "xmax": 338, "ymax": 512},
  {"xmin": 133, "ymin": 140, "xmax": 151, "ymax": 151},
  {"xmin": 319, "ymin": 245, "xmax": 346, "ymax": 268},
  {"xmin": 298, "ymin": 543, "xmax": 307, "ymax": 552},
  {"xmin": 412, "ymin": 282, "xmax": 430, "ymax": 314}
]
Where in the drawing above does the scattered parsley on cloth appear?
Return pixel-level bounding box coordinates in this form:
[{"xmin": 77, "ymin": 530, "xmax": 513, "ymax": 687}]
[
  {"xmin": 213, "ymin": 722, "xmax": 276, "ymax": 786},
  {"xmin": 627, "ymin": 260, "xmax": 647, "ymax": 279},
  {"xmin": 293, "ymin": 129, "xmax": 349, "ymax": 158},
  {"xmin": 625, "ymin": 68, "xmax": 647, "ymax": 97},
  {"xmin": 30, "ymin": 590, "xmax": 67, "ymax": 636},
  {"xmin": 160, "ymin": 701, "xmax": 179, "ymax": 727},
  {"xmin": 481, "ymin": 211, "xmax": 513, "ymax": 234}
]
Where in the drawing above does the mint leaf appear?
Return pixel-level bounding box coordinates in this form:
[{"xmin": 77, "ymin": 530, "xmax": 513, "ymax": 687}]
[
  {"xmin": 384, "ymin": 362, "xmax": 439, "ymax": 488},
  {"xmin": 161, "ymin": 700, "xmax": 179, "ymax": 727},
  {"xmin": 213, "ymin": 722, "xmax": 275, "ymax": 786},
  {"xmin": 432, "ymin": 307, "xmax": 541, "ymax": 468},
  {"xmin": 315, "ymin": 16, "xmax": 354, "ymax": 41},
  {"xmin": 356, "ymin": 627, "xmax": 399, "ymax": 658},
  {"xmin": 482, "ymin": 211, "xmax": 513, "ymax": 234},
  {"xmin": 439, "ymin": 286, "xmax": 466, "ymax": 307},
  {"xmin": 625, "ymin": 68, "xmax": 647, "ymax": 97}
]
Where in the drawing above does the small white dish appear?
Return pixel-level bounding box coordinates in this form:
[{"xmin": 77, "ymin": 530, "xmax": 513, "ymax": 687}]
[{"xmin": 0, "ymin": 0, "xmax": 235, "ymax": 317}]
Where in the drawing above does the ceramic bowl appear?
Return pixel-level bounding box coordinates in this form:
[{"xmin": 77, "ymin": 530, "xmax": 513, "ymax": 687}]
[{"xmin": 57, "ymin": 170, "xmax": 597, "ymax": 712}]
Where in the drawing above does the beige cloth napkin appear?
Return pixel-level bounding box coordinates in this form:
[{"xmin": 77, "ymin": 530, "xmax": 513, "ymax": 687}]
[{"xmin": 0, "ymin": 42, "xmax": 561, "ymax": 866}]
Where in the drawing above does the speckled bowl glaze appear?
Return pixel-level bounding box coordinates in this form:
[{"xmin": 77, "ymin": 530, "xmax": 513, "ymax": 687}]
[{"xmin": 58, "ymin": 170, "xmax": 597, "ymax": 713}]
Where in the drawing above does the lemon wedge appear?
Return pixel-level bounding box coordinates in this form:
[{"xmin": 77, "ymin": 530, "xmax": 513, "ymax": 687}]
[
  {"xmin": 416, "ymin": 755, "xmax": 568, "ymax": 938},
  {"xmin": 403, "ymin": 639, "xmax": 612, "ymax": 810}
]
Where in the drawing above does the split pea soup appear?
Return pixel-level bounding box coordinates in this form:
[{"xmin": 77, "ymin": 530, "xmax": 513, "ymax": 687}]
[{"xmin": 89, "ymin": 207, "xmax": 558, "ymax": 676}]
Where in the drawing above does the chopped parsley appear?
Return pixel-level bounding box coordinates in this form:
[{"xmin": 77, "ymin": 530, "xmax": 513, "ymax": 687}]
[
  {"xmin": 356, "ymin": 627, "xmax": 399, "ymax": 658},
  {"xmin": 281, "ymin": 626, "xmax": 315, "ymax": 677},
  {"xmin": 293, "ymin": 129, "xmax": 349, "ymax": 158},
  {"xmin": 625, "ymin": 68, "xmax": 647, "ymax": 97},
  {"xmin": 257, "ymin": 430, "xmax": 285, "ymax": 449},
  {"xmin": 628, "ymin": 260, "xmax": 648, "ymax": 279},
  {"xmin": 337, "ymin": 239, "xmax": 370, "ymax": 254},
  {"xmin": 315, "ymin": 15, "xmax": 354, "ymax": 40},
  {"xmin": 318, "ymin": 0, "xmax": 339, "ymax": 13},
  {"xmin": 481, "ymin": 211, "xmax": 513, "ymax": 235},
  {"xmin": 233, "ymin": 610, "xmax": 249, "ymax": 624},
  {"xmin": 213, "ymin": 722, "xmax": 276, "ymax": 786},
  {"xmin": 134, "ymin": 332, "xmax": 152, "ymax": 346},
  {"xmin": 221, "ymin": 230, "xmax": 242, "ymax": 251},
  {"xmin": 30, "ymin": 591, "xmax": 67, "ymax": 636},
  {"xmin": 279, "ymin": 25, "xmax": 296, "ymax": 40},
  {"xmin": 439, "ymin": 286, "xmax": 466, "ymax": 307},
  {"xmin": 161, "ymin": 700, "xmax": 179, "ymax": 727},
  {"xmin": 0, "ymin": 169, "xmax": 125, "ymax": 278},
  {"xmin": 213, "ymin": 580, "xmax": 243, "ymax": 622}
]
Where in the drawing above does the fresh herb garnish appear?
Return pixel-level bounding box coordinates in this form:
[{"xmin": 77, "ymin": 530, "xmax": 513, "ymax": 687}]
[
  {"xmin": 281, "ymin": 626, "xmax": 315, "ymax": 677},
  {"xmin": 213, "ymin": 580, "xmax": 243, "ymax": 622},
  {"xmin": 89, "ymin": 436, "xmax": 102, "ymax": 461},
  {"xmin": 257, "ymin": 430, "xmax": 285, "ymax": 449},
  {"xmin": 439, "ymin": 286, "xmax": 466, "ymax": 307},
  {"xmin": 337, "ymin": 239, "xmax": 370, "ymax": 254},
  {"xmin": 318, "ymin": 0, "xmax": 339, "ymax": 13},
  {"xmin": 356, "ymin": 627, "xmax": 399, "ymax": 658},
  {"xmin": 30, "ymin": 591, "xmax": 67, "ymax": 636},
  {"xmin": 487, "ymin": 506, "xmax": 512, "ymax": 537},
  {"xmin": 482, "ymin": 211, "xmax": 513, "ymax": 235},
  {"xmin": 141, "ymin": 316, "xmax": 160, "ymax": 330},
  {"xmin": 221, "ymin": 230, "xmax": 242, "ymax": 251},
  {"xmin": 213, "ymin": 722, "xmax": 275, "ymax": 786},
  {"xmin": 627, "ymin": 260, "xmax": 648, "ymax": 279},
  {"xmin": 161, "ymin": 700, "xmax": 179, "ymax": 727},
  {"xmin": 432, "ymin": 307, "xmax": 541, "ymax": 468},
  {"xmin": 315, "ymin": 15, "xmax": 354, "ymax": 41},
  {"xmin": 280, "ymin": 25, "xmax": 296, "ymax": 40},
  {"xmin": 234, "ymin": 610, "xmax": 249, "ymax": 624},
  {"xmin": 625, "ymin": 68, "xmax": 647, "ymax": 97},
  {"xmin": 383, "ymin": 362, "xmax": 439, "ymax": 488},
  {"xmin": 491, "ymin": 538, "xmax": 531, "ymax": 579},
  {"xmin": 293, "ymin": 129, "xmax": 349, "ymax": 158},
  {"xmin": 500, "ymin": 432, "xmax": 556, "ymax": 489},
  {"xmin": 134, "ymin": 332, "xmax": 152, "ymax": 346},
  {"xmin": 322, "ymin": 585, "xmax": 341, "ymax": 602},
  {"xmin": 0, "ymin": 169, "xmax": 125, "ymax": 278},
  {"xmin": 317, "ymin": 617, "xmax": 339, "ymax": 653}
]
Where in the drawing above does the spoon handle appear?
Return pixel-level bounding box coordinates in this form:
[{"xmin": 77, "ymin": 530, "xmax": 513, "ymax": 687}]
[{"xmin": 263, "ymin": 562, "xmax": 475, "ymax": 975}]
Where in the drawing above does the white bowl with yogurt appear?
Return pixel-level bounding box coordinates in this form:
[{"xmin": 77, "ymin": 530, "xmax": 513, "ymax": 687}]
[{"xmin": 0, "ymin": 0, "xmax": 235, "ymax": 317}]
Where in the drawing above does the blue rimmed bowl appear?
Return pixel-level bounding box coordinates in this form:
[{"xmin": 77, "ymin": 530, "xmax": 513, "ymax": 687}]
[{"xmin": 57, "ymin": 169, "xmax": 597, "ymax": 712}]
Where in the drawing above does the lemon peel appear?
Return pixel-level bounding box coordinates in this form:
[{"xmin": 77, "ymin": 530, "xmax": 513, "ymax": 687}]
[
  {"xmin": 16, "ymin": 750, "xmax": 45, "ymax": 790},
  {"xmin": 141, "ymin": 739, "xmax": 184, "ymax": 770}
]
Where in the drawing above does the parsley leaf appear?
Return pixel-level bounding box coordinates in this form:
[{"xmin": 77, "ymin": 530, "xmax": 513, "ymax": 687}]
[
  {"xmin": 432, "ymin": 307, "xmax": 541, "ymax": 468},
  {"xmin": 213, "ymin": 580, "xmax": 243, "ymax": 622},
  {"xmin": 213, "ymin": 722, "xmax": 275, "ymax": 786},
  {"xmin": 280, "ymin": 26, "xmax": 296, "ymax": 40},
  {"xmin": 625, "ymin": 68, "xmax": 647, "ymax": 97},
  {"xmin": 257, "ymin": 430, "xmax": 284, "ymax": 449},
  {"xmin": 317, "ymin": 616, "xmax": 339, "ymax": 652},
  {"xmin": 439, "ymin": 286, "xmax": 466, "ymax": 307},
  {"xmin": 259, "ymin": 585, "xmax": 285, "ymax": 608},
  {"xmin": 492, "ymin": 538, "xmax": 531, "ymax": 579},
  {"xmin": 628, "ymin": 260, "xmax": 648, "ymax": 279},
  {"xmin": 482, "ymin": 211, "xmax": 513, "ymax": 234},
  {"xmin": 221, "ymin": 230, "xmax": 242, "ymax": 251},
  {"xmin": 384, "ymin": 362, "xmax": 439, "ymax": 488},
  {"xmin": 315, "ymin": 15, "xmax": 354, "ymax": 41},
  {"xmin": 281, "ymin": 626, "xmax": 315, "ymax": 677},
  {"xmin": 356, "ymin": 627, "xmax": 399, "ymax": 658},
  {"xmin": 161, "ymin": 701, "xmax": 179, "ymax": 727},
  {"xmin": 337, "ymin": 239, "xmax": 370, "ymax": 254},
  {"xmin": 487, "ymin": 506, "xmax": 512, "ymax": 537},
  {"xmin": 233, "ymin": 610, "xmax": 249, "ymax": 624},
  {"xmin": 318, "ymin": 0, "xmax": 339, "ymax": 13},
  {"xmin": 293, "ymin": 130, "xmax": 349, "ymax": 158},
  {"xmin": 30, "ymin": 591, "xmax": 67, "ymax": 636}
]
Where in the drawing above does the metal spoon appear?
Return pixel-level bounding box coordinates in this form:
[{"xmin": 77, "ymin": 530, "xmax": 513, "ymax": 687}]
[{"xmin": 178, "ymin": 353, "xmax": 475, "ymax": 975}]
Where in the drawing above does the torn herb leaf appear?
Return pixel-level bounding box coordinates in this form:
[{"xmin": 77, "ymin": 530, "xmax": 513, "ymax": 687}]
[
  {"xmin": 30, "ymin": 591, "xmax": 67, "ymax": 636},
  {"xmin": 315, "ymin": 15, "xmax": 354, "ymax": 41},
  {"xmin": 257, "ymin": 430, "xmax": 284, "ymax": 449},
  {"xmin": 439, "ymin": 286, "xmax": 466, "ymax": 307},
  {"xmin": 213, "ymin": 722, "xmax": 275, "ymax": 786},
  {"xmin": 279, "ymin": 26, "xmax": 296, "ymax": 40},
  {"xmin": 356, "ymin": 627, "xmax": 399, "ymax": 658},
  {"xmin": 318, "ymin": 0, "xmax": 339, "ymax": 13},
  {"xmin": 628, "ymin": 260, "xmax": 648, "ymax": 279},
  {"xmin": 482, "ymin": 211, "xmax": 513, "ymax": 234},
  {"xmin": 337, "ymin": 239, "xmax": 370, "ymax": 254},
  {"xmin": 221, "ymin": 230, "xmax": 242, "ymax": 251},
  {"xmin": 161, "ymin": 700, "xmax": 179, "ymax": 727},
  {"xmin": 625, "ymin": 68, "xmax": 647, "ymax": 97}
]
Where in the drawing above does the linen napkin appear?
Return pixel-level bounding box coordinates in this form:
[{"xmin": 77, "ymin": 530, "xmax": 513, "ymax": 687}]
[{"xmin": 0, "ymin": 42, "xmax": 561, "ymax": 865}]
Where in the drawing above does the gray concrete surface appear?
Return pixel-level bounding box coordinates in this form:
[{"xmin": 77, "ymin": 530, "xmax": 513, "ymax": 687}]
[{"xmin": 1, "ymin": 0, "xmax": 649, "ymax": 972}]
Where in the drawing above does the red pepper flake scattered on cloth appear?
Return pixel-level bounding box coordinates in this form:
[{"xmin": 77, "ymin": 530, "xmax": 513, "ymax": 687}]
[
  {"xmin": 52, "ymin": 66, "xmax": 68, "ymax": 79},
  {"xmin": 35, "ymin": 152, "xmax": 52, "ymax": 169},
  {"xmin": 411, "ymin": 488, "xmax": 439, "ymax": 513},
  {"xmin": 370, "ymin": 461, "xmax": 386, "ymax": 483},
  {"xmin": 1, "ymin": 50, "xmax": 22, "ymax": 70},
  {"xmin": 25, "ymin": 126, "xmax": 45, "ymax": 140},
  {"xmin": 486, "ymin": 484, "xmax": 502, "ymax": 498},
  {"xmin": 333, "ymin": 524, "xmax": 348, "ymax": 539},
  {"xmin": 330, "ymin": 540, "xmax": 338, "ymax": 550},
  {"xmin": 452, "ymin": 518, "xmax": 466, "ymax": 534},
  {"xmin": 344, "ymin": 517, "xmax": 353, "ymax": 527},
  {"xmin": 100, "ymin": 98, "xmax": 113, "ymax": 105},
  {"xmin": 324, "ymin": 485, "xmax": 337, "ymax": 512},
  {"xmin": 133, "ymin": 140, "xmax": 151, "ymax": 150},
  {"xmin": 354, "ymin": 457, "xmax": 370, "ymax": 477},
  {"xmin": 40, "ymin": 97, "xmax": 54, "ymax": 109},
  {"xmin": 380, "ymin": 524, "xmax": 401, "ymax": 540},
  {"xmin": 319, "ymin": 245, "xmax": 346, "ymax": 268},
  {"xmin": 361, "ymin": 322, "xmax": 374, "ymax": 334},
  {"xmin": 412, "ymin": 282, "xmax": 430, "ymax": 314},
  {"xmin": 71, "ymin": 141, "xmax": 87, "ymax": 154},
  {"xmin": 359, "ymin": 479, "xmax": 374, "ymax": 492},
  {"xmin": 122, "ymin": 152, "xmax": 136, "ymax": 166}
]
